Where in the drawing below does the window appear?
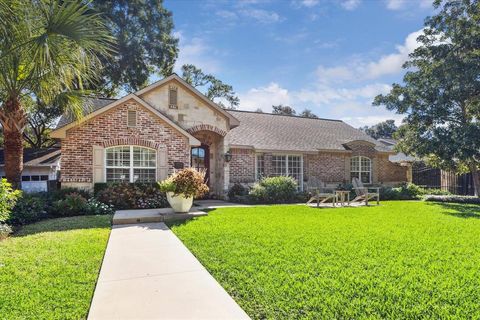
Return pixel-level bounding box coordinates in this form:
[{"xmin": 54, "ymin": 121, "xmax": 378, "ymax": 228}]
[
  {"xmin": 271, "ymin": 154, "xmax": 303, "ymax": 190},
  {"xmin": 169, "ymin": 86, "xmax": 178, "ymax": 109},
  {"xmin": 127, "ymin": 110, "xmax": 137, "ymax": 127},
  {"xmin": 105, "ymin": 146, "xmax": 156, "ymax": 183},
  {"xmin": 255, "ymin": 154, "xmax": 265, "ymax": 180},
  {"xmin": 351, "ymin": 156, "xmax": 371, "ymax": 184}
]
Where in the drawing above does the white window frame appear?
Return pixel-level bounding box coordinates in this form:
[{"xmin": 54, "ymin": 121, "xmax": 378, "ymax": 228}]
[
  {"xmin": 105, "ymin": 146, "xmax": 157, "ymax": 183},
  {"xmin": 255, "ymin": 154, "xmax": 265, "ymax": 181},
  {"xmin": 270, "ymin": 153, "xmax": 304, "ymax": 191},
  {"xmin": 351, "ymin": 156, "xmax": 372, "ymax": 184}
]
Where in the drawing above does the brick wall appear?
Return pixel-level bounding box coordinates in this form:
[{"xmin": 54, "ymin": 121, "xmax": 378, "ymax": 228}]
[
  {"xmin": 61, "ymin": 99, "xmax": 190, "ymax": 186},
  {"xmin": 305, "ymin": 153, "xmax": 346, "ymax": 184},
  {"xmin": 229, "ymin": 148, "xmax": 255, "ymax": 184},
  {"xmin": 378, "ymin": 155, "xmax": 408, "ymax": 183}
]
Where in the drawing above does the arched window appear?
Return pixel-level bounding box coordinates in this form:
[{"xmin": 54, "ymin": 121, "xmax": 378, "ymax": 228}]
[
  {"xmin": 105, "ymin": 146, "xmax": 156, "ymax": 183},
  {"xmin": 351, "ymin": 156, "xmax": 371, "ymax": 184}
]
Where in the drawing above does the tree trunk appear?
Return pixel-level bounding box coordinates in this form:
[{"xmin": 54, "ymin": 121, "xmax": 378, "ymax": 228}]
[
  {"xmin": 0, "ymin": 96, "xmax": 26, "ymax": 189},
  {"xmin": 469, "ymin": 164, "xmax": 480, "ymax": 197}
]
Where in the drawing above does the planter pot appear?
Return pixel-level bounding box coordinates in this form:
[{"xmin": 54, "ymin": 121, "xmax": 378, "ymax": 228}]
[{"xmin": 166, "ymin": 192, "xmax": 194, "ymax": 213}]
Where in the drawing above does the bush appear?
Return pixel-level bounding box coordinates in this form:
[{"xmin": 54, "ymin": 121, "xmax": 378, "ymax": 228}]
[
  {"xmin": 50, "ymin": 187, "xmax": 92, "ymax": 201},
  {"xmin": 9, "ymin": 193, "xmax": 48, "ymax": 225},
  {"xmin": 228, "ymin": 183, "xmax": 248, "ymax": 202},
  {"xmin": 379, "ymin": 183, "xmax": 452, "ymax": 200},
  {"xmin": 52, "ymin": 192, "xmax": 89, "ymax": 216},
  {"xmin": 85, "ymin": 198, "xmax": 115, "ymax": 215},
  {"xmin": 0, "ymin": 178, "xmax": 21, "ymax": 223},
  {"xmin": 249, "ymin": 176, "xmax": 298, "ymax": 204},
  {"xmin": 0, "ymin": 223, "xmax": 12, "ymax": 240},
  {"xmin": 159, "ymin": 168, "xmax": 209, "ymax": 198},
  {"xmin": 97, "ymin": 182, "xmax": 168, "ymax": 210},
  {"xmin": 424, "ymin": 195, "xmax": 480, "ymax": 205}
]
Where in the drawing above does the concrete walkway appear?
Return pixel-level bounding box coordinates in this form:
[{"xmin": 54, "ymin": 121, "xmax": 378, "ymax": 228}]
[{"xmin": 88, "ymin": 222, "xmax": 250, "ymax": 320}]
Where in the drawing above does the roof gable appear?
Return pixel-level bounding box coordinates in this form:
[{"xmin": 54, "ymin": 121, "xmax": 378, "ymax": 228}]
[
  {"xmin": 51, "ymin": 94, "xmax": 201, "ymax": 145},
  {"xmin": 136, "ymin": 74, "xmax": 239, "ymax": 128}
]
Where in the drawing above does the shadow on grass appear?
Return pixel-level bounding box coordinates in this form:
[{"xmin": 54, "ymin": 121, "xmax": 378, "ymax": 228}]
[
  {"xmin": 166, "ymin": 208, "xmax": 217, "ymax": 228},
  {"xmin": 427, "ymin": 202, "xmax": 480, "ymax": 219},
  {"xmin": 15, "ymin": 215, "xmax": 113, "ymax": 237}
]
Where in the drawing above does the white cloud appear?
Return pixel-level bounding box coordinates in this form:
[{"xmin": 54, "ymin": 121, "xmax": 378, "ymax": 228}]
[
  {"xmin": 216, "ymin": 10, "xmax": 238, "ymax": 19},
  {"xmin": 300, "ymin": 0, "xmax": 319, "ymax": 8},
  {"xmin": 240, "ymin": 8, "xmax": 282, "ymax": 23},
  {"xmin": 314, "ymin": 29, "xmax": 423, "ymax": 84},
  {"xmin": 239, "ymin": 83, "xmax": 292, "ymax": 111},
  {"xmin": 174, "ymin": 31, "xmax": 221, "ymax": 74},
  {"xmin": 341, "ymin": 0, "xmax": 361, "ymax": 10},
  {"xmin": 385, "ymin": 0, "xmax": 406, "ymax": 10},
  {"xmin": 364, "ymin": 29, "xmax": 423, "ymax": 78},
  {"xmin": 341, "ymin": 114, "xmax": 404, "ymax": 127}
]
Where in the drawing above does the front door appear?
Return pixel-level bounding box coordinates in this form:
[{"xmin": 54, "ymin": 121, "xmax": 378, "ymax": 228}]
[{"xmin": 191, "ymin": 145, "xmax": 210, "ymax": 186}]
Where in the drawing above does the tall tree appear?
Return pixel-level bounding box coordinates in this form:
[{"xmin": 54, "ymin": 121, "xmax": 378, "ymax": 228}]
[
  {"xmin": 181, "ymin": 64, "xmax": 240, "ymax": 109},
  {"xmin": 0, "ymin": 0, "xmax": 113, "ymax": 187},
  {"xmin": 272, "ymin": 105, "xmax": 296, "ymax": 116},
  {"xmin": 373, "ymin": 0, "xmax": 480, "ymax": 196},
  {"xmin": 299, "ymin": 109, "xmax": 319, "ymax": 118},
  {"xmin": 91, "ymin": 0, "xmax": 178, "ymax": 96},
  {"xmin": 360, "ymin": 120, "xmax": 398, "ymax": 139}
]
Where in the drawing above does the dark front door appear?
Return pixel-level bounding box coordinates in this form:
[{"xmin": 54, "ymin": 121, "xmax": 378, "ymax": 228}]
[{"xmin": 191, "ymin": 145, "xmax": 210, "ymax": 185}]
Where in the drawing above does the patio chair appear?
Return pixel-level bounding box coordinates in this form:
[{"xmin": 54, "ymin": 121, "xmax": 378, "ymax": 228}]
[
  {"xmin": 351, "ymin": 177, "xmax": 380, "ymax": 205},
  {"xmin": 306, "ymin": 177, "xmax": 337, "ymax": 207}
]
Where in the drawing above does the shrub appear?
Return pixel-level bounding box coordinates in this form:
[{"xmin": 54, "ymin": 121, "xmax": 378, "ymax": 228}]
[
  {"xmin": 9, "ymin": 193, "xmax": 48, "ymax": 225},
  {"xmin": 227, "ymin": 183, "xmax": 248, "ymax": 202},
  {"xmin": 85, "ymin": 198, "xmax": 115, "ymax": 215},
  {"xmin": 52, "ymin": 192, "xmax": 89, "ymax": 216},
  {"xmin": 159, "ymin": 168, "xmax": 209, "ymax": 198},
  {"xmin": 249, "ymin": 176, "xmax": 298, "ymax": 204},
  {"xmin": 50, "ymin": 187, "xmax": 92, "ymax": 201},
  {"xmin": 424, "ymin": 195, "xmax": 480, "ymax": 205},
  {"xmin": 97, "ymin": 182, "xmax": 168, "ymax": 210},
  {"xmin": 0, "ymin": 178, "xmax": 21, "ymax": 223},
  {"xmin": 0, "ymin": 223, "xmax": 12, "ymax": 240}
]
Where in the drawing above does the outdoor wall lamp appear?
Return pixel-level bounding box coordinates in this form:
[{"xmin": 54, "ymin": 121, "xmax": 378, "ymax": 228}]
[{"xmin": 224, "ymin": 150, "xmax": 232, "ymax": 163}]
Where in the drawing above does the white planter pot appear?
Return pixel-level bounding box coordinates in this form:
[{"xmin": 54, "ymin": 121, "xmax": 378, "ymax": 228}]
[{"xmin": 166, "ymin": 192, "xmax": 194, "ymax": 213}]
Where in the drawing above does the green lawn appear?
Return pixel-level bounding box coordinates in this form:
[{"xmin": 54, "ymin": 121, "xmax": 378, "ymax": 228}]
[
  {"xmin": 170, "ymin": 201, "xmax": 480, "ymax": 319},
  {"xmin": 0, "ymin": 215, "xmax": 112, "ymax": 320}
]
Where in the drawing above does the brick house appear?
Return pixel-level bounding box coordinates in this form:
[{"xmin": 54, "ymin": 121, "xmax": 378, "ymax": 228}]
[{"xmin": 51, "ymin": 74, "xmax": 408, "ymax": 197}]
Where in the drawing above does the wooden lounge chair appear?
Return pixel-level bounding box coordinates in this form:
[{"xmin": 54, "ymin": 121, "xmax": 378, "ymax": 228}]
[
  {"xmin": 306, "ymin": 178, "xmax": 337, "ymax": 207},
  {"xmin": 351, "ymin": 177, "xmax": 380, "ymax": 205}
]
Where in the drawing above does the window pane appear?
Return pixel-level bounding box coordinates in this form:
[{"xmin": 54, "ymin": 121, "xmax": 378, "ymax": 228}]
[
  {"xmin": 21, "ymin": 176, "xmax": 31, "ymax": 181},
  {"xmin": 351, "ymin": 172, "xmax": 360, "ymax": 181},
  {"xmin": 361, "ymin": 157, "xmax": 371, "ymax": 171},
  {"xmin": 106, "ymin": 168, "xmax": 130, "ymax": 182},
  {"xmin": 272, "ymin": 155, "xmax": 286, "ymax": 176},
  {"xmin": 351, "ymin": 157, "xmax": 360, "ymax": 171},
  {"xmin": 40, "ymin": 175, "xmax": 49, "ymax": 181},
  {"xmin": 133, "ymin": 147, "xmax": 156, "ymax": 168},
  {"xmin": 133, "ymin": 168, "xmax": 156, "ymax": 182},
  {"xmin": 361, "ymin": 172, "xmax": 370, "ymax": 183},
  {"xmin": 106, "ymin": 146, "xmax": 130, "ymax": 167},
  {"xmin": 256, "ymin": 154, "xmax": 265, "ymax": 180}
]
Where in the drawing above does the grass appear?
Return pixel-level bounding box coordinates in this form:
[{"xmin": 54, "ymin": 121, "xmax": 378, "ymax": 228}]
[
  {"xmin": 0, "ymin": 215, "xmax": 112, "ymax": 320},
  {"xmin": 170, "ymin": 201, "xmax": 480, "ymax": 319}
]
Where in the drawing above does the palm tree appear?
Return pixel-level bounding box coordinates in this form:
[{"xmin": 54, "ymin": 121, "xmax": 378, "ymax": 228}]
[{"xmin": 0, "ymin": 0, "xmax": 113, "ymax": 188}]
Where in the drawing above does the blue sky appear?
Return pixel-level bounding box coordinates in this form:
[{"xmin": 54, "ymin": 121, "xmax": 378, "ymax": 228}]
[{"xmin": 163, "ymin": 0, "xmax": 436, "ymax": 128}]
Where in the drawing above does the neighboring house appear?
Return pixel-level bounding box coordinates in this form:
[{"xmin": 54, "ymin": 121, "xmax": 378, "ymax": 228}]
[
  {"xmin": 0, "ymin": 147, "xmax": 61, "ymax": 193},
  {"xmin": 50, "ymin": 74, "xmax": 408, "ymax": 197}
]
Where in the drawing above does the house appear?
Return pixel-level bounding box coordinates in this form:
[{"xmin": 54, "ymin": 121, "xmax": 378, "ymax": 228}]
[
  {"xmin": 50, "ymin": 74, "xmax": 408, "ymax": 197},
  {"xmin": 0, "ymin": 147, "xmax": 61, "ymax": 192}
]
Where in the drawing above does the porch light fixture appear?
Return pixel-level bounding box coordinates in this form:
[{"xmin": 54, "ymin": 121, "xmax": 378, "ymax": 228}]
[{"xmin": 224, "ymin": 150, "xmax": 232, "ymax": 163}]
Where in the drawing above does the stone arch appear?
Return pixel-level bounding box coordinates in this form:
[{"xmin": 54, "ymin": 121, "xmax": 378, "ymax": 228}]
[
  {"xmin": 186, "ymin": 124, "xmax": 227, "ymax": 137},
  {"xmin": 102, "ymin": 138, "xmax": 161, "ymax": 150}
]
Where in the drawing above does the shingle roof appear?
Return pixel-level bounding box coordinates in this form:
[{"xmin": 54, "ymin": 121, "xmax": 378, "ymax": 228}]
[
  {"xmin": 225, "ymin": 110, "xmax": 389, "ymax": 152},
  {"xmin": 56, "ymin": 97, "xmax": 117, "ymax": 129},
  {"xmin": 0, "ymin": 147, "xmax": 61, "ymax": 166},
  {"xmin": 377, "ymin": 138, "xmax": 417, "ymax": 162}
]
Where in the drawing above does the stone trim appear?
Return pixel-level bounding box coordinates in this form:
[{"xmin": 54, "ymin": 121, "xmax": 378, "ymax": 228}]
[
  {"xmin": 187, "ymin": 124, "xmax": 227, "ymax": 137},
  {"xmin": 102, "ymin": 138, "xmax": 160, "ymax": 150}
]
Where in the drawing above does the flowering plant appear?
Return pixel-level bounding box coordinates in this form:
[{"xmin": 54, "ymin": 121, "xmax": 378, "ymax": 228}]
[{"xmin": 159, "ymin": 168, "xmax": 209, "ymax": 198}]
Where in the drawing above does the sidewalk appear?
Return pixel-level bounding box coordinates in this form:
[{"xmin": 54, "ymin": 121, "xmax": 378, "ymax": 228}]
[{"xmin": 88, "ymin": 222, "xmax": 250, "ymax": 319}]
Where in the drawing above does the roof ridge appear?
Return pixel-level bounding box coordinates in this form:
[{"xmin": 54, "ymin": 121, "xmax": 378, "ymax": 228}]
[{"xmin": 227, "ymin": 109, "xmax": 343, "ymax": 122}]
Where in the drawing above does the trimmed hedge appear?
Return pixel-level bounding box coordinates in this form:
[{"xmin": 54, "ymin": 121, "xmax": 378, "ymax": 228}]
[
  {"xmin": 424, "ymin": 195, "xmax": 480, "ymax": 205},
  {"xmin": 96, "ymin": 182, "xmax": 168, "ymax": 210}
]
